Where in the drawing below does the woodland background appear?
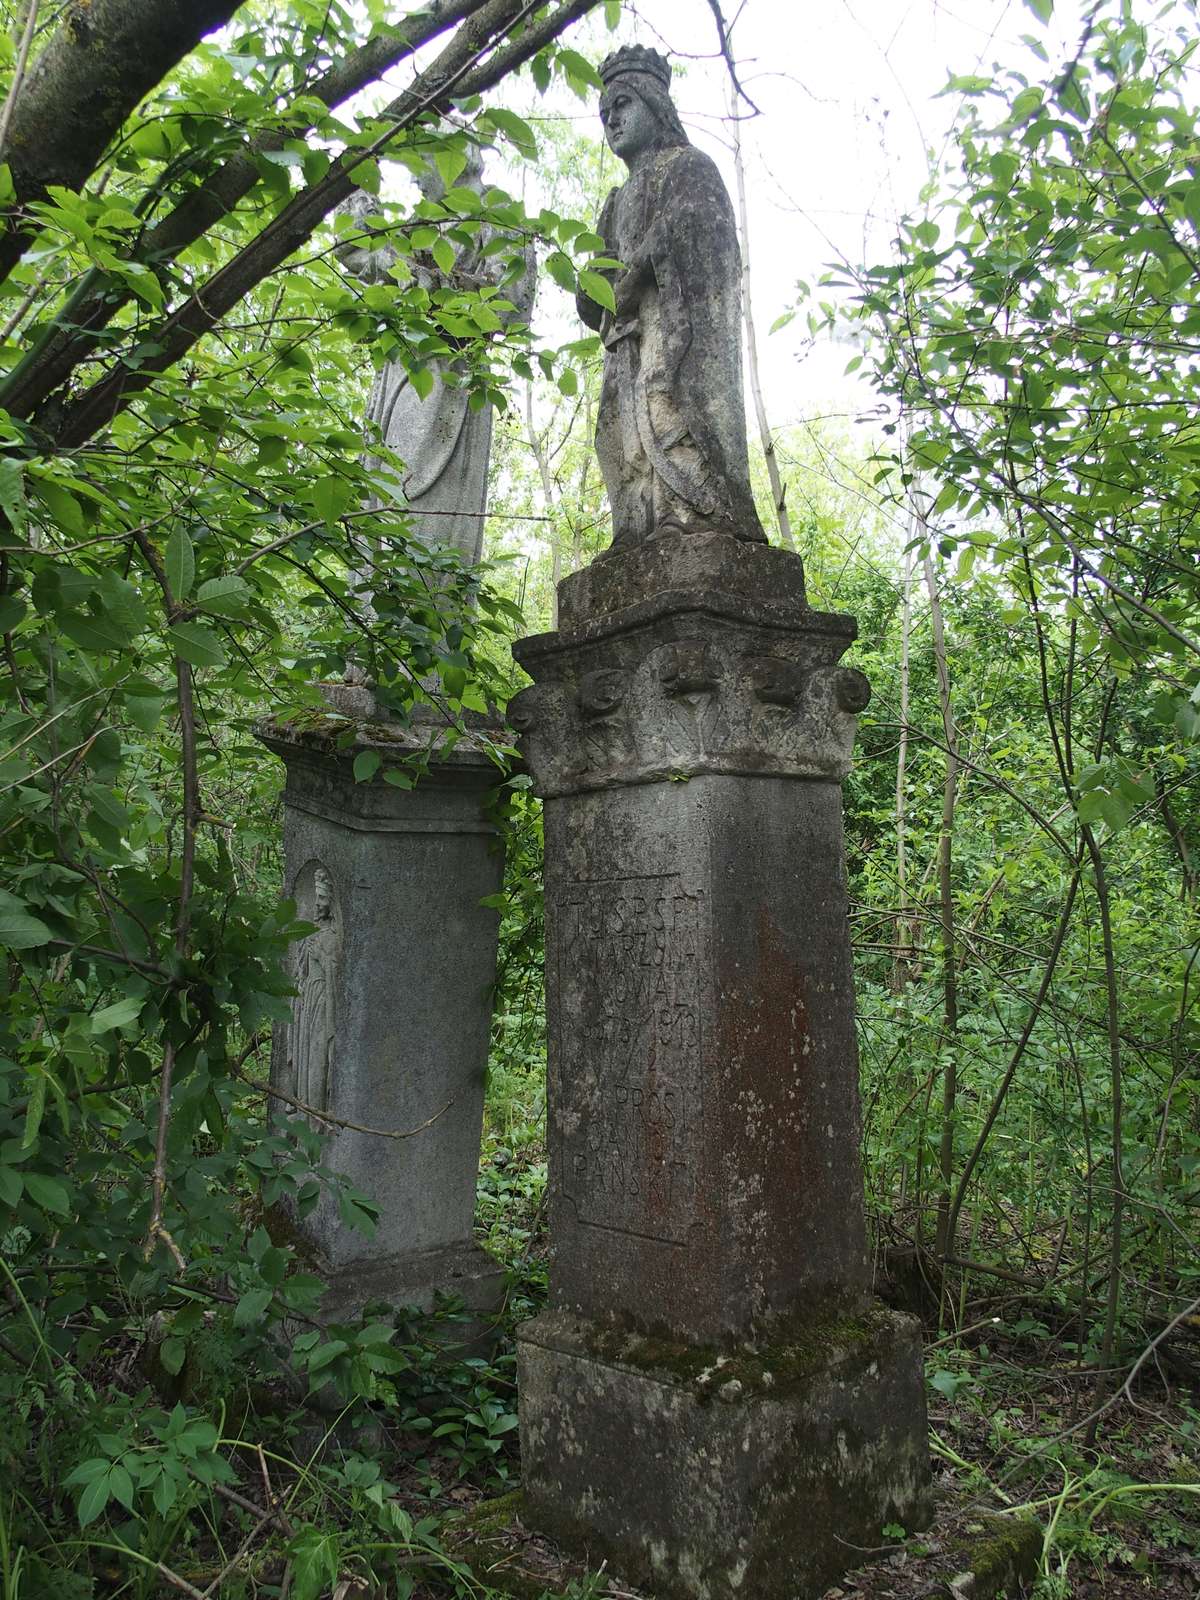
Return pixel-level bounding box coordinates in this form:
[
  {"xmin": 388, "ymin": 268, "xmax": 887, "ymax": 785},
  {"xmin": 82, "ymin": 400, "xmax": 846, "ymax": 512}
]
[{"xmin": 0, "ymin": 0, "xmax": 1195, "ymax": 1595}]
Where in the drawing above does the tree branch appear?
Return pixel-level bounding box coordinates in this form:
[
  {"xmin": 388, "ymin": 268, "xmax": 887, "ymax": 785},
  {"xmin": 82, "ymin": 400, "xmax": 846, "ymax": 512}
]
[
  {"xmin": 0, "ymin": 0, "xmax": 494, "ymax": 421},
  {"xmin": 704, "ymin": 0, "xmax": 760, "ymax": 116},
  {"xmin": 48, "ymin": 0, "xmax": 602, "ymax": 450},
  {"xmin": 0, "ymin": 0, "xmax": 247, "ymax": 286}
]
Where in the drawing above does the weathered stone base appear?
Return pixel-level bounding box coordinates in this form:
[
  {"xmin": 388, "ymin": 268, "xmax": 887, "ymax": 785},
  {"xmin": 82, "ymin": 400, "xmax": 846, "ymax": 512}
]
[
  {"xmin": 320, "ymin": 1239, "xmax": 504, "ymax": 1346},
  {"xmin": 517, "ymin": 1304, "xmax": 932, "ymax": 1600},
  {"xmin": 444, "ymin": 1495, "xmax": 1040, "ymax": 1600}
]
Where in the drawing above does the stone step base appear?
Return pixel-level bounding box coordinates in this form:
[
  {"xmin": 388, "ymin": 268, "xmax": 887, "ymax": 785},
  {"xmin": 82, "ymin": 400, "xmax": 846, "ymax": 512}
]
[{"xmin": 516, "ymin": 1303, "xmax": 933, "ymax": 1600}]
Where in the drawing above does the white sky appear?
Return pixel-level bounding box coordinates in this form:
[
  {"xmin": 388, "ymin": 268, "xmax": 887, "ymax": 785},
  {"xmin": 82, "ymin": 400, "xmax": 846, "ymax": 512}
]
[
  {"xmin": 611, "ymin": 0, "xmax": 1080, "ymax": 429},
  {"xmin": 363, "ymin": 0, "xmax": 1091, "ymax": 484}
]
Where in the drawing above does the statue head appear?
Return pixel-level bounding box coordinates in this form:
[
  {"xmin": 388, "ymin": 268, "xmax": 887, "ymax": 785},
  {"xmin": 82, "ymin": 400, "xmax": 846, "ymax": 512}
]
[{"xmin": 598, "ymin": 46, "xmax": 688, "ymax": 165}]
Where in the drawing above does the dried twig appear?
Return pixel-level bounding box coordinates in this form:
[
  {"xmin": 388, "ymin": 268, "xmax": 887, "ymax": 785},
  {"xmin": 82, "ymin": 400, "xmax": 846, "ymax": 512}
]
[
  {"xmin": 152, "ymin": 1562, "xmax": 207, "ymax": 1600},
  {"xmin": 201, "ymin": 1510, "xmax": 274, "ymax": 1599},
  {"xmin": 236, "ymin": 1065, "xmax": 454, "ymax": 1141}
]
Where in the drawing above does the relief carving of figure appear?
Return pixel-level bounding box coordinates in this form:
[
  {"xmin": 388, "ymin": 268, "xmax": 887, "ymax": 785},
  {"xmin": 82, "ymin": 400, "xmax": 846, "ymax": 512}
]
[
  {"xmin": 338, "ymin": 148, "xmax": 535, "ymax": 582},
  {"xmin": 579, "ymin": 47, "xmax": 766, "ymax": 550},
  {"xmin": 290, "ymin": 865, "xmax": 338, "ymax": 1124}
]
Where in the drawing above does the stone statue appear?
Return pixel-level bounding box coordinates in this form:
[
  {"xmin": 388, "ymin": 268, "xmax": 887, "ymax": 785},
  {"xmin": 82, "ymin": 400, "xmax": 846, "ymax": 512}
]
[
  {"xmin": 579, "ymin": 46, "xmax": 767, "ymax": 550},
  {"xmin": 290, "ymin": 864, "xmax": 338, "ymax": 1123},
  {"xmin": 338, "ymin": 149, "xmax": 535, "ymax": 572}
]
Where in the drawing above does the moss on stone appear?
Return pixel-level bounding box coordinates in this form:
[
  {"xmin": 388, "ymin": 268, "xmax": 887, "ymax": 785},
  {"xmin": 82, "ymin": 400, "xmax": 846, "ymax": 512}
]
[
  {"xmin": 450, "ymin": 1488, "xmax": 525, "ymax": 1537},
  {"xmin": 581, "ymin": 1301, "xmax": 905, "ymax": 1402},
  {"xmin": 945, "ymin": 1514, "xmax": 1042, "ymax": 1597},
  {"xmin": 269, "ymin": 709, "xmax": 414, "ymax": 745}
]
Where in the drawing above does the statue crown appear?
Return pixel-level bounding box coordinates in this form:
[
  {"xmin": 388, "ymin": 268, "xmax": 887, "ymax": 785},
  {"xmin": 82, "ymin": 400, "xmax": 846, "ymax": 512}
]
[{"xmin": 599, "ymin": 45, "xmax": 672, "ymax": 93}]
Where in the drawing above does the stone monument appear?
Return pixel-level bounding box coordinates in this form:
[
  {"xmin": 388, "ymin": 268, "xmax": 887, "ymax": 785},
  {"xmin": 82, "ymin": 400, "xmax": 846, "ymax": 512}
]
[
  {"xmin": 507, "ymin": 47, "xmax": 931, "ymax": 1599},
  {"xmin": 255, "ymin": 150, "xmax": 534, "ymax": 1330},
  {"xmin": 338, "ymin": 147, "xmax": 535, "ymax": 585},
  {"xmin": 259, "ymin": 714, "xmax": 506, "ymax": 1328}
]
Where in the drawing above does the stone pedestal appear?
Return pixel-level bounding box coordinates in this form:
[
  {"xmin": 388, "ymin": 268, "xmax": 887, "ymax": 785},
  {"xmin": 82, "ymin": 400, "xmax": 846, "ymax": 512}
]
[
  {"xmin": 256, "ymin": 704, "xmax": 505, "ymax": 1328},
  {"xmin": 508, "ymin": 531, "xmax": 930, "ymax": 1600}
]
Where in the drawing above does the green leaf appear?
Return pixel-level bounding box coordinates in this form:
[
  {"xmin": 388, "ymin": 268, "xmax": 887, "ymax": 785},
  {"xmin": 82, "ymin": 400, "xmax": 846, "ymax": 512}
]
[
  {"xmin": 91, "ymin": 996, "xmax": 143, "ymax": 1034},
  {"xmin": 60, "ymin": 611, "xmax": 132, "ymax": 654},
  {"xmin": 578, "ymin": 270, "xmax": 616, "ymax": 314},
  {"xmin": 431, "ymin": 236, "xmax": 455, "ymax": 275},
  {"xmin": 153, "ymin": 1471, "xmax": 178, "ymax": 1515},
  {"xmin": 107, "ymin": 1463, "xmax": 134, "ymax": 1511},
  {"xmin": 545, "ymin": 250, "xmax": 576, "ymax": 294},
  {"xmin": 165, "ymin": 529, "xmax": 195, "ymax": 600},
  {"xmin": 353, "ymin": 750, "xmax": 381, "ymax": 782},
  {"xmin": 0, "ymin": 458, "xmax": 26, "ymax": 536},
  {"xmin": 929, "ymin": 1368, "xmax": 968, "ymax": 1400},
  {"xmin": 77, "ymin": 1473, "xmax": 111, "ymax": 1526},
  {"xmin": 311, "ymin": 478, "xmax": 353, "ymax": 526},
  {"xmin": 557, "ymin": 47, "xmax": 602, "ymax": 93},
  {"xmin": 21, "ymin": 1075, "xmax": 45, "ymax": 1150},
  {"xmin": 23, "ymin": 1171, "xmax": 69, "ymax": 1216},
  {"xmin": 1022, "ymin": 0, "xmax": 1052, "ymax": 20},
  {"xmin": 306, "ymin": 1339, "xmax": 349, "ymax": 1372},
  {"xmin": 233, "ymin": 1288, "xmax": 272, "ymax": 1328},
  {"xmin": 484, "ymin": 107, "xmax": 537, "ymax": 159},
  {"xmin": 0, "ymin": 595, "xmax": 26, "ymax": 633},
  {"xmin": 168, "ymin": 622, "xmax": 226, "ymax": 669},
  {"xmin": 0, "ymin": 1167, "xmax": 21, "ymax": 1207},
  {"xmin": 160, "ymin": 1337, "xmax": 186, "ymax": 1376},
  {"xmin": 126, "ymin": 691, "xmax": 164, "ymax": 733},
  {"xmin": 288, "ymin": 1527, "xmax": 339, "ymax": 1600},
  {"xmin": 0, "ymin": 891, "xmax": 52, "ymax": 951},
  {"xmin": 196, "ymin": 575, "xmax": 253, "ymax": 618}
]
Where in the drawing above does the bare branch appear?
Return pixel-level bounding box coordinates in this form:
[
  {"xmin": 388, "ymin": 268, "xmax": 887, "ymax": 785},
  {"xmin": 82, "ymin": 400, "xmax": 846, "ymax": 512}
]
[{"xmin": 704, "ymin": 0, "xmax": 760, "ymax": 116}]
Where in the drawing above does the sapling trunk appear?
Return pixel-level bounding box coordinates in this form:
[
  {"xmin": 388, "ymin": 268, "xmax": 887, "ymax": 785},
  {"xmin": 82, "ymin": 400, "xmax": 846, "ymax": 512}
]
[{"xmin": 923, "ymin": 551, "xmax": 960, "ymax": 1269}]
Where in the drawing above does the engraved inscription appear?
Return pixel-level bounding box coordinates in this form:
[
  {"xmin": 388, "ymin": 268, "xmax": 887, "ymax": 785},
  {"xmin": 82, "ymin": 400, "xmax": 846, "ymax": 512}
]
[{"xmin": 555, "ymin": 875, "xmax": 704, "ymax": 1243}]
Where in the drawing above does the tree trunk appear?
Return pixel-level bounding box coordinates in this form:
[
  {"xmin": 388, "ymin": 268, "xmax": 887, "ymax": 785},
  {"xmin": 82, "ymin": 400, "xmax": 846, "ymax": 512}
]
[
  {"xmin": 923, "ymin": 548, "xmax": 960, "ymax": 1267},
  {"xmin": 1083, "ymin": 824, "xmax": 1125, "ymax": 1445},
  {"xmin": 0, "ymin": 0, "xmax": 246, "ymax": 283},
  {"xmin": 524, "ymin": 381, "xmax": 560, "ymax": 627},
  {"xmin": 891, "ymin": 536, "xmax": 917, "ymax": 991}
]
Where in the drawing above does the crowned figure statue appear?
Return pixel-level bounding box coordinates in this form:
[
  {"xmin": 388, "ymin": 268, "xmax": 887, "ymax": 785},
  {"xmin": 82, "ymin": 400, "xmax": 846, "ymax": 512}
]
[{"xmin": 579, "ymin": 46, "xmax": 766, "ymax": 550}]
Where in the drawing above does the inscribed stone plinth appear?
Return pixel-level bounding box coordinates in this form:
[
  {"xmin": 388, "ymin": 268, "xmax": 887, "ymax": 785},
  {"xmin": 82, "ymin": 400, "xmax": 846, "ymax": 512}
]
[
  {"xmin": 257, "ymin": 708, "xmax": 504, "ymax": 1326},
  {"xmin": 507, "ymin": 529, "xmax": 931, "ymax": 1599}
]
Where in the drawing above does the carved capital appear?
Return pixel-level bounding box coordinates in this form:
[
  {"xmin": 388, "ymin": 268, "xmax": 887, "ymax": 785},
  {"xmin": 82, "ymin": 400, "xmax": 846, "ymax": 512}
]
[{"xmin": 510, "ymin": 600, "xmax": 869, "ymax": 799}]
